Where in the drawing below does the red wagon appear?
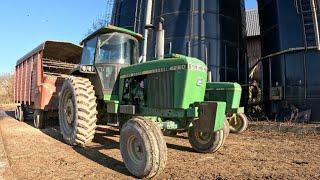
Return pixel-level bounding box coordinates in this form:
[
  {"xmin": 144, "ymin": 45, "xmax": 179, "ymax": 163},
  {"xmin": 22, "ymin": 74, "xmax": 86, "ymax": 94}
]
[{"xmin": 14, "ymin": 41, "xmax": 82, "ymax": 128}]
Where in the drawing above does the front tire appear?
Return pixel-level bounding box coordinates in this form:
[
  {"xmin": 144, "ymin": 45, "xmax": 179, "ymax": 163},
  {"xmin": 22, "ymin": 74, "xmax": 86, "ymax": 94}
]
[
  {"xmin": 34, "ymin": 109, "xmax": 46, "ymax": 129},
  {"xmin": 223, "ymin": 119, "xmax": 230, "ymax": 140},
  {"xmin": 229, "ymin": 113, "xmax": 249, "ymax": 134},
  {"xmin": 188, "ymin": 124, "xmax": 226, "ymax": 153},
  {"xmin": 120, "ymin": 117, "xmax": 167, "ymax": 179},
  {"xmin": 59, "ymin": 76, "xmax": 98, "ymax": 146}
]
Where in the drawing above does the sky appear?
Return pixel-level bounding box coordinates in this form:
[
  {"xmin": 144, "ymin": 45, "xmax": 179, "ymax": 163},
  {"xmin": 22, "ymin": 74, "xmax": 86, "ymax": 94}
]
[
  {"xmin": 246, "ymin": 0, "xmax": 258, "ymax": 9},
  {"xmin": 0, "ymin": 0, "xmax": 257, "ymax": 74}
]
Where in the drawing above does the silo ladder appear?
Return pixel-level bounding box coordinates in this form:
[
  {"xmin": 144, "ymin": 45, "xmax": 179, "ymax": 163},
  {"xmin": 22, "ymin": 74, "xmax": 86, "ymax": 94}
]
[{"xmin": 298, "ymin": 0, "xmax": 320, "ymax": 49}]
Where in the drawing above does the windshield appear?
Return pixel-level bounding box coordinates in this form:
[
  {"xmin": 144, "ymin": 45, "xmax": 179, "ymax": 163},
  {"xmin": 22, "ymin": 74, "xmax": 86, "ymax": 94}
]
[{"xmin": 95, "ymin": 32, "xmax": 139, "ymax": 65}]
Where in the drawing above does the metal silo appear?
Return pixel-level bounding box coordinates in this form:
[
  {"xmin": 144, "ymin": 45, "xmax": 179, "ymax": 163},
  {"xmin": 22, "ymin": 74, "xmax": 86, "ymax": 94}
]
[
  {"xmin": 151, "ymin": 0, "xmax": 247, "ymax": 83},
  {"xmin": 112, "ymin": 0, "xmax": 247, "ymax": 83},
  {"xmin": 111, "ymin": 0, "xmax": 146, "ymax": 33},
  {"xmin": 258, "ymin": 0, "xmax": 320, "ymax": 122}
]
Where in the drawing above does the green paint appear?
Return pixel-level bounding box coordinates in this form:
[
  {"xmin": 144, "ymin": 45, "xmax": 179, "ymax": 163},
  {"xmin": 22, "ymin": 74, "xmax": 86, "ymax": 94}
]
[
  {"xmin": 206, "ymin": 82, "xmax": 242, "ymax": 112},
  {"xmin": 213, "ymin": 101, "xmax": 227, "ymax": 132},
  {"xmin": 106, "ymin": 100, "xmax": 119, "ymax": 114},
  {"xmin": 79, "ymin": 24, "xmax": 231, "ymax": 133},
  {"xmin": 119, "ymin": 54, "xmax": 207, "ymax": 109},
  {"xmin": 138, "ymin": 107, "xmax": 197, "ymax": 118},
  {"xmin": 81, "ymin": 25, "xmax": 144, "ymax": 44}
]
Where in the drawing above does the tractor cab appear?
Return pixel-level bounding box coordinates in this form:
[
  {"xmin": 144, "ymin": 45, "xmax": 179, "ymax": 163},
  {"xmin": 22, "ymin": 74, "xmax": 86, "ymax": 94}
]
[{"xmin": 78, "ymin": 25, "xmax": 143, "ymax": 95}]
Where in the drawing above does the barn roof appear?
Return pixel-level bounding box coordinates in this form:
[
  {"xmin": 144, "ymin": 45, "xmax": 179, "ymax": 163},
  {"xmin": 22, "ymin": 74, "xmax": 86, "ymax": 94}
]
[{"xmin": 246, "ymin": 9, "xmax": 261, "ymax": 37}]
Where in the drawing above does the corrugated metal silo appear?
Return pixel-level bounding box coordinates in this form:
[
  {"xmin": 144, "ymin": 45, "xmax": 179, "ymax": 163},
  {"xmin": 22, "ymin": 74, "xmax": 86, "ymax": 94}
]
[
  {"xmin": 258, "ymin": 0, "xmax": 320, "ymax": 122},
  {"xmin": 112, "ymin": 0, "xmax": 247, "ymax": 83}
]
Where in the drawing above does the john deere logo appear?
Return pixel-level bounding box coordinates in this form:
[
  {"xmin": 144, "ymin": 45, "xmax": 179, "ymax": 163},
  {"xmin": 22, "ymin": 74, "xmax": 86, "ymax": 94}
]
[{"xmin": 196, "ymin": 79, "xmax": 203, "ymax": 86}]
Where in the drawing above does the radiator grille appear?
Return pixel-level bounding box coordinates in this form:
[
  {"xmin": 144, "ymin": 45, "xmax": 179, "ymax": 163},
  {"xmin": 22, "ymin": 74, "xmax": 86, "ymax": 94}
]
[{"xmin": 147, "ymin": 72, "xmax": 175, "ymax": 108}]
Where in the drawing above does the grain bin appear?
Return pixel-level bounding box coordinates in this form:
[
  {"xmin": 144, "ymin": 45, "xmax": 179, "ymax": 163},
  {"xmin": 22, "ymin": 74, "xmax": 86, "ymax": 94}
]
[
  {"xmin": 258, "ymin": 0, "xmax": 320, "ymax": 122},
  {"xmin": 112, "ymin": 0, "xmax": 247, "ymax": 83}
]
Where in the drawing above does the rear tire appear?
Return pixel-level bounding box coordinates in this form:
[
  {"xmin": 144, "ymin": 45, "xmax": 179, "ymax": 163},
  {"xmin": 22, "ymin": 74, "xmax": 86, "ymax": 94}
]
[
  {"xmin": 188, "ymin": 124, "xmax": 225, "ymax": 153},
  {"xmin": 229, "ymin": 113, "xmax": 249, "ymax": 134},
  {"xmin": 33, "ymin": 109, "xmax": 46, "ymax": 129},
  {"xmin": 59, "ymin": 76, "xmax": 98, "ymax": 146},
  {"xmin": 15, "ymin": 106, "xmax": 24, "ymax": 122},
  {"xmin": 120, "ymin": 117, "xmax": 167, "ymax": 179}
]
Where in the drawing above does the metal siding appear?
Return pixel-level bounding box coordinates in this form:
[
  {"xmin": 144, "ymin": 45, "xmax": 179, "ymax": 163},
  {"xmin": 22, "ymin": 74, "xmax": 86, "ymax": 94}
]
[
  {"xmin": 14, "ymin": 41, "xmax": 82, "ymax": 111},
  {"xmin": 24, "ymin": 59, "xmax": 28, "ymax": 103},
  {"xmin": 247, "ymin": 38, "xmax": 261, "ymax": 68},
  {"xmin": 112, "ymin": 0, "xmax": 247, "ymax": 83},
  {"xmin": 246, "ymin": 9, "xmax": 261, "ymax": 37},
  {"xmin": 14, "ymin": 66, "xmax": 17, "ymax": 103},
  {"xmin": 258, "ymin": 0, "xmax": 320, "ymax": 122},
  {"xmin": 31, "ymin": 54, "xmax": 38, "ymax": 103},
  {"xmin": 19, "ymin": 63, "xmax": 23, "ymax": 103}
]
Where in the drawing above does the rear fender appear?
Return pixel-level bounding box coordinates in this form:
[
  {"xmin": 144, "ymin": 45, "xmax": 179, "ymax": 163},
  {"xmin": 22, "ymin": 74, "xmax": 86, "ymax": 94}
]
[{"xmin": 70, "ymin": 68, "xmax": 104, "ymax": 100}]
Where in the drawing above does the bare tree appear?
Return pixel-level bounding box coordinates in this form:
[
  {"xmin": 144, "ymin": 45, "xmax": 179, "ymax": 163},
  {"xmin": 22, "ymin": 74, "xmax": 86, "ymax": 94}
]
[
  {"xmin": 0, "ymin": 73, "xmax": 14, "ymax": 104},
  {"xmin": 86, "ymin": 0, "xmax": 115, "ymax": 36}
]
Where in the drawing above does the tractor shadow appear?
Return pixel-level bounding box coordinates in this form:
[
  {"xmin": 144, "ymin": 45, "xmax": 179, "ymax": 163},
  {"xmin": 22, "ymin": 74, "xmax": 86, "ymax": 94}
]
[
  {"xmin": 5, "ymin": 111, "xmax": 15, "ymax": 118},
  {"xmin": 166, "ymin": 142, "xmax": 195, "ymax": 152},
  {"xmin": 10, "ymin": 110, "xmax": 195, "ymax": 175},
  {"xmin": 41, "ymin": 125, "xmax": 131, "ymax": 176},
  {"xmin": 162, "ymin": 133, "xmax": 195, "ymax": 152}
]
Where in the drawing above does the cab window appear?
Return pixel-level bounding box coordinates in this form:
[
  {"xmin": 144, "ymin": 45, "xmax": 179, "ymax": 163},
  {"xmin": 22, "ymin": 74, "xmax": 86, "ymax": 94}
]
[
  {"xmin": 81, "ymin": 37, "xmax": 98, "ymax": 65},
  {"xmin": 95, "ymin": 33, "xmax": 139, "ymax": 65}
]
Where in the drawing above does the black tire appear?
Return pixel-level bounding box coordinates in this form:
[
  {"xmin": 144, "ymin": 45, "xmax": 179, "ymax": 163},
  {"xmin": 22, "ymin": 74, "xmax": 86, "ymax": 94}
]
[
  {"xmin": 15, "ymin": 106, "xmax": 24, "ymax": 122},
  {"xmin": 33, "ymin": 109, "xmax": 46, "ymax": 129},
  {"xmin": 59, "ymin": 76, "xmax": 98, "ymax": 146},
  {"xmin": 229, "ymin": 113, "xmax": 249, "ymax": 134},
  {"xmin": 120, "ymin": 117, "xmax": 167, "ymax": 179},
  {"xmin": 223, "ymin": 118, "xmax": 230, "ymax": 140},
  {"xmin": 188, "ymin": 124, "xmax": 225, "ymax": 153}
]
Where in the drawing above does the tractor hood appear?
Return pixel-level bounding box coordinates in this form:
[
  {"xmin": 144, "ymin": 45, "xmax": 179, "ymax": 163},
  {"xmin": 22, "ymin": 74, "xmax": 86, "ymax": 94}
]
[{"xmin": 119, "ymin": 54, "xmax": 207, "ymax": 79}]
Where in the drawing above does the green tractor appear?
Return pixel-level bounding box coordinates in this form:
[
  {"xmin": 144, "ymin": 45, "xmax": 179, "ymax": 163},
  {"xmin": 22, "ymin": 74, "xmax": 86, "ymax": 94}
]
[
  {"xmin": 206, "ymin": 82, "xmax": 249, "ymax": 133},
  {"xmin": 58, "ymin": 25, "xmax": 229, "ymax": 178}
]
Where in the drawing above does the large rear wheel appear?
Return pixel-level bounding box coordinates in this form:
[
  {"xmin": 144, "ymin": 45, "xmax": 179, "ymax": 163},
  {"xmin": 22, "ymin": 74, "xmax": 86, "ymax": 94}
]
[
  {"xmin": 120, "ymin": 117, "xmax": 167, "ymax": 179},
  {"xmin": 59, "ymin": 76, "xmax": 98, "ymax": 146},
  {"xmin": 229, "ymin": 113, "xmax": 249, "ymax": 134}
]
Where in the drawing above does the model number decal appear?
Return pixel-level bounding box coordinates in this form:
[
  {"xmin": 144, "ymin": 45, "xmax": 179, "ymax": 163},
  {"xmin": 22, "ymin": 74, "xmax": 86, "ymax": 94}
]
[{"xmin": 120, "ymin": 64, "xmax": 207, "ymax": 79}]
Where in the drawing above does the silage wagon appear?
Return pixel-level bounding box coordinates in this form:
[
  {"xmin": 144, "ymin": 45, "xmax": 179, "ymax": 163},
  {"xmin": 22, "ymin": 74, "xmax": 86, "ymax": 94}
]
[{"xmin": 14, "ymin": 41, "xmax": 82, "ymax": 128}]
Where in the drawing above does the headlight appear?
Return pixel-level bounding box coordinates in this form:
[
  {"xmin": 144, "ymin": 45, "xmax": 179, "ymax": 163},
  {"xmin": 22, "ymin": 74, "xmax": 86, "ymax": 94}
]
[{"xmin": 81, "ymin": 66, "xmax": 87, "ymax": 72}]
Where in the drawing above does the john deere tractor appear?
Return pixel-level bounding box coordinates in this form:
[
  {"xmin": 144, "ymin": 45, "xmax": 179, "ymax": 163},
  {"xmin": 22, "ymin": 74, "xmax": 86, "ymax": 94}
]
[
  {"xmin": 206, "ymin": 82, "xmax": 249, "ymax": 134},
  {"xmin": 58, "ymin": 25, "xmax": 229, "ymax": 178}
]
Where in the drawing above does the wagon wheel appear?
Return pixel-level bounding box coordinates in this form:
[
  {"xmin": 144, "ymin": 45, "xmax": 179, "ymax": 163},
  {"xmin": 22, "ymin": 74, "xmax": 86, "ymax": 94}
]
[
  {"xmin": 59, "ymin": 76, "xmax": 98, "ymax": 147},
  {"xmin": 188, "ymin": 122, "xmax": 226, "ymax": 153},
  {"xmin": 15, "ymin": 106, "xmax": 24, "ymax": 122},
  {"xmin": 229, "ymin": 113, "xmax": 249, "ymax": 134},
  {"xmin": 120, "ymin": 117, "xmax": 167, "ymax": 178},
  {"xmin": 33, "ymin": 109, "xmax": 46, "ymax": 129}
]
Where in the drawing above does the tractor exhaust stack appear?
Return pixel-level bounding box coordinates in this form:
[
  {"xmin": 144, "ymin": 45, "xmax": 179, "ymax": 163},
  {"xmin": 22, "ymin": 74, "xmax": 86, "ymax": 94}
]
[{"xmin": 156, "ymin": 18, "xmax": 165, "ymax": 60}]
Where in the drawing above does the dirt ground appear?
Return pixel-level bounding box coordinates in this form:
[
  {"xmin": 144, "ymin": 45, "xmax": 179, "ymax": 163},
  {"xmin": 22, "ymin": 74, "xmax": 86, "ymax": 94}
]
[{"xmin": 0, "ymin": 105, "xmax": 320, "ymax": 179}]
